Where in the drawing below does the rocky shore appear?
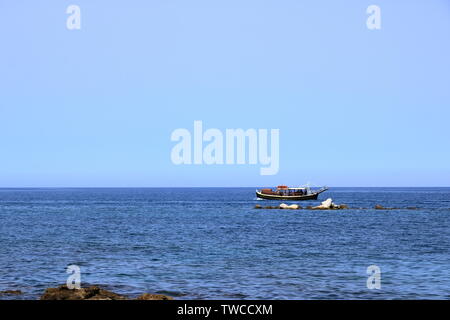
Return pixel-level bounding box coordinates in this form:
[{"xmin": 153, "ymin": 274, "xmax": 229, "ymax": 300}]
[
  {"xmin": 39, "ymin": 285, "xmax": 173, "ymax": 300},
  {"xmin": 1, "ymin": 285, "xmax": 173, "ymax": 300}
]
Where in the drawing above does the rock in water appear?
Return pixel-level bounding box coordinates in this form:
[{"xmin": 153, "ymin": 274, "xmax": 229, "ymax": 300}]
[
  {"xmin": 310, "ymin": 199, "xmax": 349, "ymax": 210},
  {"xmin": 40, "ymin": 285, "xmax": 126, "ymax": 300},
  {"xmin": 0, "ymin": 290, "xmax": 22, "ymax": 296},
  {"xmin": 322, "ymin": 198, "xmax": 333, "ymax": 208},
  {"xmin": 313, "ymin": 198, "xmax": 333, "ymax": 209},
  {"xmin": 40, "ymin": 285, "xmax": 173, "ymax": 300},
  {"xmin": 137, "ymin": 293, "xmax": 173, "ymax": 300},
  {"xmin": 374, "ymin": 205, "xmax": 385, "ymax": 210},
  {"xmin": 279, "ymin": 203, "xmax": 300, "ymax": 209}
]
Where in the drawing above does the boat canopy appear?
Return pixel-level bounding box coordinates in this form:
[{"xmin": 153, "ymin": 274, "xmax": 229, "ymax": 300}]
[{"xmin": 275, "ymin": 186, "xmax": 307, "ymax": 190}]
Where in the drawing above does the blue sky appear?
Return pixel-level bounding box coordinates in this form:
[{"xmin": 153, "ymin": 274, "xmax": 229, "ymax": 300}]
[{"xmin": 0, "ymin": 0, "xmax": 449, "ymax": 187}]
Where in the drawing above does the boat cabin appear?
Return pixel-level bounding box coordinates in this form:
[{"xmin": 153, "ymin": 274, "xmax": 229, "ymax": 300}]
[{"xmin": 260, "ymin": 185, "xmax": 309, "ymax": 196}]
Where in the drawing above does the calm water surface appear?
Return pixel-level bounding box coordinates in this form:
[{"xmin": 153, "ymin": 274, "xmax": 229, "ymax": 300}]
[{"xmin": 0, "ymin": 187, "xmax": 449, "ymax": 299}]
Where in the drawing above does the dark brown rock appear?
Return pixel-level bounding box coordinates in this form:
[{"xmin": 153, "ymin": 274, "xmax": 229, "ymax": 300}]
[
  {"xmin": 374, "ymin": 204, "xmax": 398, "ymax": 210},
  {"xmin": 0, "ymin": 290, "xmax": 22, "ymax": 296},
  {"xmin": 136, "ymin": 293, "xmax": 173, "ymax": 300},
  {"xmin": 40, "ymin": 285, "xmax": 127, "ymax": 300},
  {"xmin": 40, "ymin": 285, "xmax": 173, "ymax": 300}
]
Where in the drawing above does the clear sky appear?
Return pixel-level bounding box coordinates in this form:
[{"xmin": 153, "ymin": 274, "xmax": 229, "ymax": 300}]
[{"xmin": 1, "ymin": 0, "xmax": 449, "ymax": 187}]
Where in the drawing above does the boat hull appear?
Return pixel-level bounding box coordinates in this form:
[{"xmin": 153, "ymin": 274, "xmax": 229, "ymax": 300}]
[
  {"xmin": 255, "ymin": 187, "xmax": 328, "ymax": 201},
  {"xmin": 255, "ymin": 191, "xmax": 319, "ymax": 201}
]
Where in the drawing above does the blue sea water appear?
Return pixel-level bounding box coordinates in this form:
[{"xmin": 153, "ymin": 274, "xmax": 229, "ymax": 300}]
[{"xmin": 0, "ymin": 187, "xmax": 449, "ymax": 300}]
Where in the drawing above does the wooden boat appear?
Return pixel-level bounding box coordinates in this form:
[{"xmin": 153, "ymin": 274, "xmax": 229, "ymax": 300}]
[{"xmin": 256, "ymin": 185, "xmax": 328, "ymax": 201}]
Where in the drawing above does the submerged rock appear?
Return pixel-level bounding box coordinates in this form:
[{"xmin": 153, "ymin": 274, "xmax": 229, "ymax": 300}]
[
  {"xmin": 374, "ymin": 205, "xmax": 397, "ymax": 210},
  {"xmin": 40, "ymin": 285, "xmax": 172, "ymax": 300},
  {"xmin": 137, "ymin": 293, "xmax": 173, "ymax": 300},
  {"xmin": 0, "ymin": 290, "xmax": 22, "ymax": 296}
]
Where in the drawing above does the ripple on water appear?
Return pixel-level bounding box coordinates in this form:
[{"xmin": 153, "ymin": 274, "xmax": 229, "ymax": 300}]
[{"xmin": 0, "ymin": 187, "xmax": 449, "ymax": 299}]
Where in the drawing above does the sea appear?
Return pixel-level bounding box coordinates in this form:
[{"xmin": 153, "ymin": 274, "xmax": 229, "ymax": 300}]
[{"xmin": 0, "ymin": 187, "xmax": 449, "ymax": 300}]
